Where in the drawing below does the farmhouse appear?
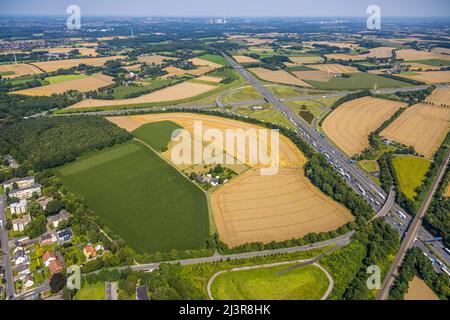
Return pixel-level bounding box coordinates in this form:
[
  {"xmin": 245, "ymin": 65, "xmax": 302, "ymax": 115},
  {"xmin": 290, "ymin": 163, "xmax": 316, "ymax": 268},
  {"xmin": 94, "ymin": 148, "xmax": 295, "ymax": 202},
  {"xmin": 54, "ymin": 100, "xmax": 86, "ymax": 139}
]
[
  {"xmin": 9, "ymin": 184, "xmax": 42, "ymax": 200},
  {"xmin": 42, "ymin": 251, "xmax": 56, "ymax": 267},
  {"xmin": 12, "ymin": 214, "xmax": 32, "ymax": 232},
  {"xmin": 10, "ymin": 200, "xmax": 28, "ymax": 215}
]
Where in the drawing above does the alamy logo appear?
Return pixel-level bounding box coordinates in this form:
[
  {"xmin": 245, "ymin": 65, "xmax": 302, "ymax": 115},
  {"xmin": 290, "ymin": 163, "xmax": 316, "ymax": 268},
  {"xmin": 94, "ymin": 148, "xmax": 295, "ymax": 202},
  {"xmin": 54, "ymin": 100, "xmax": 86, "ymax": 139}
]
[
  {"xmin": 367, "ymin": 5, "xmax": 381, "ymax": 30},
  {"xmin": 170, "ymin": 121, "xmax": 280, "ymax": 175},
  {"xmin": 366, "ymin": 265, "xmax": 381, "ymax": 290},
  {"xmin": 66, "ymin": 5, "xmax": 81, "ymax": 30},
  {"xmin": 66, "ymin": 265, "xmax": 81, "ymax": 290}
]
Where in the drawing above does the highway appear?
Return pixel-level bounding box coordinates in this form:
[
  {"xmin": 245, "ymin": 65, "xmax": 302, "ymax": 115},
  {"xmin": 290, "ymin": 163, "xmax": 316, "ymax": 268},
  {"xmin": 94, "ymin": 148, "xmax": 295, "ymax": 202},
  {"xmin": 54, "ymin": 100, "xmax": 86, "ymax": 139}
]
[
  {"xmin": 0, "ymin": 195, "xmax": 15, "ymax": 300},
  {"xmin": 221, "ymin": 52, "xmax": 450, "ymax": 271},
  {"xmin": 377, "ymin": 147, "xmax": 450, "ymax": 299}
]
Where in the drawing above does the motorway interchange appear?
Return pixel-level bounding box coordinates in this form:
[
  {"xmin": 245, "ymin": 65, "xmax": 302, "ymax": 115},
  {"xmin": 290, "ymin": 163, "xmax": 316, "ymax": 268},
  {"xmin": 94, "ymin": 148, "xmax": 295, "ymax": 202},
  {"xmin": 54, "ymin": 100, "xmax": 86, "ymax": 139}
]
[{"xmin": 222, "ymin": 53, "xmax": 450, "ymax": 276}]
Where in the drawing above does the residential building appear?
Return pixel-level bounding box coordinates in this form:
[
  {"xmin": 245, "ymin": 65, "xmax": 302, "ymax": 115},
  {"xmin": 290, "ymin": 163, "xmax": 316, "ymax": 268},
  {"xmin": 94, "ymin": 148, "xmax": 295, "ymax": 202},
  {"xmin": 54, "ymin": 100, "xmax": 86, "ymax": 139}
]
[
  {"xmin": 42, "ymin": 251, "xmax": 57, "ymax": 267},
  {"xmin": 12, "ymin": 214, "xmax": 32, "ymax": 232},
  {"xmin": 2, "ymin": 176, "xmax": 35, "ymax": 191},
  {"xmin": 83, "ymin": 243, "xmax": 97, "ymax": 259},
  {"xmin": 16, "ymin": 264, "xmax": 31, "ymax": 276},
  {"xmin": 37, "ymin": 196, "xmax": 53, "ymax": 210},
  {"xmin": 49, "ymin": 259, "xmax": 64, "ymax": 274},
  {"xmin": 23, "ymin": 274, "xmax": 34, "ymax": 288},
  {"xmin": 40, "ymin": 232, "xmax": 58, "ymax": 245},
  {"xmin": 9, "ymin": 184, "xmax": 42, "ymax": 200},
  {"xmin": 10, "ymin": 200, "xmax": 28, "ymax": 215},
  {"xmin": 14, "ymin": 250, "xmax": 29, "ymax": 266},
  {"xmin": 57, "ymin": 228, "xmax": 72, "ymax": 243},
  {"xmin": 47, "ymin": 209, "xmax": 70, "ymax": 228}
]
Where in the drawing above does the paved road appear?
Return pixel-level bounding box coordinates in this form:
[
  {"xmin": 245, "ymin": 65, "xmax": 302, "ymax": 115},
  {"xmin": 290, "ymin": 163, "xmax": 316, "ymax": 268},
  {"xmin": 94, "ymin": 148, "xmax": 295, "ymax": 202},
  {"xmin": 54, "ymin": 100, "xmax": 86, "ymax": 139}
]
[
  {"xmin": 86, "ymin": 231, "xmax": 354, "ymax": 274},
  {"xmin": 221, "ymin": 52, "xmax": 450, "ymax": 269},
  {"xmin": 377, "ymin": 148, "xmax": 450, "ymax": 300},
  {"xmin": 370, "ymin": 187, "xmax": 396, "ymax": 222},
  {"xmin": 0, "ymin": 195, "xmax": 14, "ymax": 300},
  {"xmin": 206, "ymin": 259, "xmax": 334, "ymax": 300}
]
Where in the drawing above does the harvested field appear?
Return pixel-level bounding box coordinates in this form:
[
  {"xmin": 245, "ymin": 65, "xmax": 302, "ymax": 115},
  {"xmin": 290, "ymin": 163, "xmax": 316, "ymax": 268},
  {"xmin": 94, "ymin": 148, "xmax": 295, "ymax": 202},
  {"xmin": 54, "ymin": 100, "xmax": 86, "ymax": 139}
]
[
  {"xmin": 196, "ymin": 76, "xmax": 223, "ymax": 83},
  {"xmin": 324, "ymin": 54, "xmax": 365, "ymax": 61},
  {"xmin": 69, "ymin": 81, "xmax": 216, "ymax": 109},
  {"xmin": 249, "ymin": 67, "xmax": 312, "ymax": 87},
  {"xmin": 108, "ymin": 113, "xmax": 305, "ymax": 170},
  {"xmin": 210, "ymin": 168, "xmax": 353, "ymax": 247},
  {"xmin": 381, "ymin": 103, "xmax": 450, "ymax": 158},
  {"xmin": 397, "ymin": 71, "xmax": 450, "ymax": 84},
  {"xmin": 161, "ymin": 66, "xmax": 187, "ymax": 78},
  {"xmin": 432, "ymin": 47, "xmax": 450, "ymax": 55},
  {"xmin": 233, "ymin": 55, "xmax": 259, "ymax": 63},
  {"xmin": 363, "ymin": 47, "xmax": 394, "ymax": 59},
  {"xmin": 12, "ymin": 73, "xmax": 113, "ymax": 96},
  {"xmin": 304, "ymin": 41, "xmax": 359, "ymax": 49},
  {"xmin": 400, "ymin": 62, "xmax": 442, "ymax": 71},
  {"xmin": 425, "ymin": 87, "xmax": 450, "ymax": 106},
  {"xmin": 190, "ymin": 58, "xmax": 223, "ymax": 69},
  {"xmin": 292, "ymin": 70, "xmax": 334, "ymax": 82},
  {"xmin": 33, "ymin": 56, "xmax": 125, "ymax": 72},
  {"xmin": 288, "ymin": 56, "xmax": 324, "ymax": 65},
  {"xmin": 404, "ymin": 276, "xmax": 439, "ymax": 300},
  {"xmin": 186, "ymin": 66, "xmax": 217, "ymax": 76},
  {"xmin": 445, "ymin": 184, "xmax": 450, "ymax": 198},
  {"xmin": 107, "ymin": 113, "xmax": 352, "ymax": 247},
  {"xmin": 0, "ymin": 63, "xmax": 42, "ymax": 79},
  {"xmin": 35, "ymin": 47, "xmax": 98, "ymax": 56},
  {"xmin": 323, "ymin": 97, "xmax": 406, "ymax": 157},
  {"xmin": 310, "ymin": 64, "xmax": 360, "ymax": 74},
  {"xmin": 123, "ymin": 64, "xmax": 142, "ymax": 71},
  {"xmin": 137, "ymin": 54, "xmax": 175, "ymax": 65},
  {"xmin": 396, "ymin": 49, "xmax": 450, "ymax": 61}
]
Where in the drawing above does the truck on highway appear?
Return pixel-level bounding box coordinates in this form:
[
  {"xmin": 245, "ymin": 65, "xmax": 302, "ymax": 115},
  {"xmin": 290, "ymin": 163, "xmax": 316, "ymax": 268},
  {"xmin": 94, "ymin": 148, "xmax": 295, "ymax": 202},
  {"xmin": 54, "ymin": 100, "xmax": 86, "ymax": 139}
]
[
  {"xmin": 397, "ymin": 210, "xmax": 407, "ymax": 220},
  {"xmin": 444, "ymin": 247, "xmax": 450, "ymax": 255}
]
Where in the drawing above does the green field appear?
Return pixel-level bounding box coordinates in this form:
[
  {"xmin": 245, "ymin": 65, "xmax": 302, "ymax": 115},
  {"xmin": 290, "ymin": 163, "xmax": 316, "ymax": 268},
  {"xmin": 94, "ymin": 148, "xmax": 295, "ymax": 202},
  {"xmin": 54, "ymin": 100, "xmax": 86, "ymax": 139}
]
[
  {"xmin": 105, "ymin": 79, "xmax": 175, "ymax": 99},
  {"xmin": 211, "ymin": 264, "xmax": 329, "ymax": 300},
  {"xmin": 198, "ymin": 54, "xmax": 228, "ymax": 66},
  {"xmin": 392, "ymin": 155, "xmax": 432, "ymax": 200},
  {"xmin": 235, "ymin": 104, "xmax": 294, "ymax": 128},
  {"xmin": 56, "ymin": 139, "xmax": 209, "ymax": 253},
  {"xmin": 222, "ymin": 86, "xmax": 263, "ymax": 103},
  {"xmin": 409, "ymin": 59, "xmax": 450, "ymax": 67},
  {"xmin": 45, "ymin": 74, "xmax": 87, "ymax": 84},
  {"xmin": 75, "ymin": 282, "xmax": 105, "ymax": 300},
  {"xmin": 133, "ymin": 121, "xmax": 181, "ymax": 151},
  {"xmin": 358, "ymin": 160, "xmax": 379, "ymax": 173},
  {"xmin": 0, "ymin": 71, "xmax": 14, "ymax": 76},
  {"xmin": 306, "ymin": 73, "xmax": 411, "ymax": 90}
]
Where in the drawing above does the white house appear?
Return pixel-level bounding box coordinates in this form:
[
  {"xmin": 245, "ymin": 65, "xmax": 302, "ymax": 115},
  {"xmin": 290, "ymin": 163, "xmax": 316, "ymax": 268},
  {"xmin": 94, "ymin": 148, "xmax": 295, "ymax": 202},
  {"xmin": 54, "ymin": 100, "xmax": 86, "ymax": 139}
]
[
  {"xmin": 14, "ymin": 250, "xmax": 29, "ymax": 266},
  {"xmin": 23, "ymin": 274, "xmax": 34, "ymax": 288},
  {"xmin": 47, "ymin": 209, "xmax": 70, "ymax": 228},
  {"xmin": 2, "ymin": 176, "xmax": 35, "ymax": 191},
  {"xmin": 9, "ymin": 184, "xmax": 42, "ymax": 200},
  {"xmin": 12, "ymin": 214, "xmax": 32, "ymax": 232},
  {"xmin": 10, "ymin": 200, "xmax": 28, "ymax": 215}
]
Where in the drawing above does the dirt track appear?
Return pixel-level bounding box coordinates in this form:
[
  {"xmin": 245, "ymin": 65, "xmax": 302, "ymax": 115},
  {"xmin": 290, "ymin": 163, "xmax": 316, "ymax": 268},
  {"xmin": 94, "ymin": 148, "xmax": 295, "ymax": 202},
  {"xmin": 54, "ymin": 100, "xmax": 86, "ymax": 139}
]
[{"xmin": 323, "ymin": 97, "xmax": 406, "ymax": 157}]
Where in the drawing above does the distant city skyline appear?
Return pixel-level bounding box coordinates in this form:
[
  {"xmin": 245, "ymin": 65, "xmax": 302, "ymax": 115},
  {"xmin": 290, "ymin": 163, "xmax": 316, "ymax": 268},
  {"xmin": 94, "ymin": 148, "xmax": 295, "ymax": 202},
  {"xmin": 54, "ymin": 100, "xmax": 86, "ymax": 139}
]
[{"xmin": 0, "ymin": 0, "xmax": 449, "ymax": 17}]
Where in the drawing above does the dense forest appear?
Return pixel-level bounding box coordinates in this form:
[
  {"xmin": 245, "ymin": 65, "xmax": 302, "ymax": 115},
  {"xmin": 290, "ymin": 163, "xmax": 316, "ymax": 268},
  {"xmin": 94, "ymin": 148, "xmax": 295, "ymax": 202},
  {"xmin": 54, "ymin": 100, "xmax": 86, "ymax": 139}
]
[
  {"xmin": 0, "ymin": 93, "xmax": 82, "ymax": 120},
  {"xmin": 424, "ymin": 169, "xmax": 450, "ymax": 247},
  {"xmin": 0, "ymin": 116, "xmax": 132, "ymax": 171}
]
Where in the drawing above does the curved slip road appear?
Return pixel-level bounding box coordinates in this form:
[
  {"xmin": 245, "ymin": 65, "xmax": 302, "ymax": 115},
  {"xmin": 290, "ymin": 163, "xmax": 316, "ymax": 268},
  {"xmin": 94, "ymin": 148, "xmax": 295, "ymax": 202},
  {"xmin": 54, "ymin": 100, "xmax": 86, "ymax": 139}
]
[{"xmin": 206, "ymin": 260, "xmax": 334, "ymax": 301}]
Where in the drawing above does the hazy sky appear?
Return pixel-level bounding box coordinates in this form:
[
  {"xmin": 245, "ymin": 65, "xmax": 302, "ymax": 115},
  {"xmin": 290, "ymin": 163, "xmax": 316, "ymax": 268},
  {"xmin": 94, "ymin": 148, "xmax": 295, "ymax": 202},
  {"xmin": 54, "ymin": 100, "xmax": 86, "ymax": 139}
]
[{"xmin": 0, "ymin": 0, "xmax": 449, "ymax": 17}]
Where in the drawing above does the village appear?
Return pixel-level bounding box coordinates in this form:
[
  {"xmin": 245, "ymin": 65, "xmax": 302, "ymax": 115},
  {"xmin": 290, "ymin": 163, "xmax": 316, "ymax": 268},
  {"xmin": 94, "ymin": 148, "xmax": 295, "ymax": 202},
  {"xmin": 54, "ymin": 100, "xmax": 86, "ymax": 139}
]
[{"xmin": 0, "ymin": 165, "xmax": 105, "ymax": 299}]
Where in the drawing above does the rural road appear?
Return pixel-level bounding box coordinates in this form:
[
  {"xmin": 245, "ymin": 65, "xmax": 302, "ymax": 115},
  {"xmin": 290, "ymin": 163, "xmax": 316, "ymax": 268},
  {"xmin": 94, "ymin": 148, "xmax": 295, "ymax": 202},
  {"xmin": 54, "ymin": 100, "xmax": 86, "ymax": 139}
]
[
  {"xmin": 377, "ymin": 147, "xmax": 450, "ymax": 300},
  {"xmin": 206, "ymin": 259, "xmax": 334, "ymax": 300}
]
